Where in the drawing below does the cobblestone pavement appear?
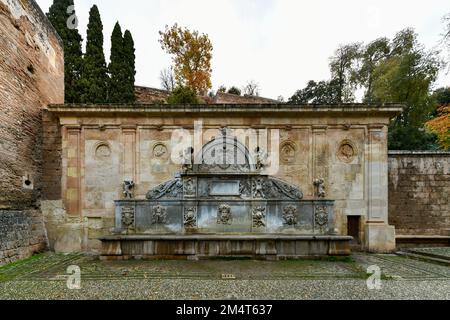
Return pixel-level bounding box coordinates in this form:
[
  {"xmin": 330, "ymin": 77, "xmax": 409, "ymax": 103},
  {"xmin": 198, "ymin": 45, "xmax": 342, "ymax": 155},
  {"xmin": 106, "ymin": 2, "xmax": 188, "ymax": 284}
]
[{"xmin": 0, "ymin": 252, "xmax": 448, "ymax": 300}]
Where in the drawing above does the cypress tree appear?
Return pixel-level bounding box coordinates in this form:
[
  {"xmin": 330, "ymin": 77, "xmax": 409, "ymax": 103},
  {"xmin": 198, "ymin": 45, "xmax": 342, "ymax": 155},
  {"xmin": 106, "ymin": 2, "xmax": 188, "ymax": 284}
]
[
  {"xmin": 108, "ymin": 22, "xmax": 125, "ymax": 103},
  {"xmin": 80, "ymin": 5, "xmax": 108, "ymax": 103},
  {"xmin": 123, "ymin": 30, "xmax": 136, "ymax": 103},
  {"xmin": 47, "ymin": 0, "xmax": 83, "ymax": 103}
]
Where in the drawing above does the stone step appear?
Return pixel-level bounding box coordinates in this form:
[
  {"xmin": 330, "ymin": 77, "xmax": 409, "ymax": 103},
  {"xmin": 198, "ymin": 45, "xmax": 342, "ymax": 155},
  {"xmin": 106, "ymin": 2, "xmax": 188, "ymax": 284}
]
[{"xmin": 396, "ymin": 251, "xmax": 450, "ymax": 267}]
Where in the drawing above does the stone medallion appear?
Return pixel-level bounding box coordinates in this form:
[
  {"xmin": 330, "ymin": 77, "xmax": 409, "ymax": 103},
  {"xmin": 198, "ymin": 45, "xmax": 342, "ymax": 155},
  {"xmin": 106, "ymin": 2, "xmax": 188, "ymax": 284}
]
[
  {"xmin": 95, "ymin": 142, "xmax": 111, "ymax": 160},
  {"xmin": 337, "ymin": 139, "xmax": 357, "ymax": 163},
  {"xmin": 280, "ymin": 141, "xmax": 297, "ymax": 164},
  {"xmin": 152, "ymin": 142, "xmax": 168, "ymax": 159}
]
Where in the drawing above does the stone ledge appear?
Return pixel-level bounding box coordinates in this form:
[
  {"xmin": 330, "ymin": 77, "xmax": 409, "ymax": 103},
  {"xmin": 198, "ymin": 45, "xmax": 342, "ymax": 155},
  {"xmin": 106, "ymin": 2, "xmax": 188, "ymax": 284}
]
[
  {"xmin": 100, "ymin": 234, "xmax": 353, "ymax": 259},
  {"xmin": 47, "ymin": 103, "xmax": 404, "ymax": 116},
  {"xmin": 389, "ymin": 151, "xmax": 450, "ymax": 156},
  {"xmin": 100, "ymin": 234, "xmax": 353, "ymax": 241}
]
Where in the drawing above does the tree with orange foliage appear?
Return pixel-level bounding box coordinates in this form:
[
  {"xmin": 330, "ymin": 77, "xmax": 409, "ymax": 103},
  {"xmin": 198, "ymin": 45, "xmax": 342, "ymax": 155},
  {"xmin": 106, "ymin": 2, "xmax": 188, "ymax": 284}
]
[
  {"xmin": 426, "ymin": 104, "xmax": 450, "ymax": 150},
  {"xmin": 159, "ymin": 24, "xmax": 213, "ymax": 95}
]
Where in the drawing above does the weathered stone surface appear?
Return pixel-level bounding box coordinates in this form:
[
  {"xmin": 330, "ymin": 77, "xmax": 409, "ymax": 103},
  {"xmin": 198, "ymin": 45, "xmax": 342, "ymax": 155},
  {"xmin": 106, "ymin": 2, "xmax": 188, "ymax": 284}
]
[
  {"xmin": 0, "ymin": 0, "xmax": 63, "ymax": 264},
  {"xmin": 43, "ymin": 104, "xmax": 402, "ymax": 253},
  {"xmin": 0, "ymin": 0, "xmax": 63, "ymax": 209},
  {"xmin": 0, "ymin": 210, "xmax": 47, "ymax": 266},
  {"xmin": 388, "ymin": 152, "xmax": 450, "ymax": 236}
]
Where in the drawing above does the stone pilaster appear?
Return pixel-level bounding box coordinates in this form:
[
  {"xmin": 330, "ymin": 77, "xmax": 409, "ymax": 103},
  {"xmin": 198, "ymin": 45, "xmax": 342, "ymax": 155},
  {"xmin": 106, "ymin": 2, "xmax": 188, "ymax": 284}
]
[{"xmin": 365, "ymin": 125, "xmax": 396, "ymax": 252}]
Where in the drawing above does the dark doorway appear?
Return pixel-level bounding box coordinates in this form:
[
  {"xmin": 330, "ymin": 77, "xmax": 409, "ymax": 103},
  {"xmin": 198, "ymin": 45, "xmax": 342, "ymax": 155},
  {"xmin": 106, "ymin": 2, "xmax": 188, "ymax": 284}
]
[{"xmin": 347, "ymin": 216, "xmax": 361, "ymax": 245}]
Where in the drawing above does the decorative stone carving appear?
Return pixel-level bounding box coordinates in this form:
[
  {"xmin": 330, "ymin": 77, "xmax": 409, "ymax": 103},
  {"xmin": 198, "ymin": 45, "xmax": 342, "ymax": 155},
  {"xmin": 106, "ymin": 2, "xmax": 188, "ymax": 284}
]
[
  {"xmin": 123, "ymin": 181, "xmax": 135, "ymax": 199},
  {"xmin": 184, "ymin": 207, "xmax": 197, "ymax": 228},
  {"xmin": 313, "ymin": 178, "xmax": 326, "ymax": 198},
  {"xmin": 255, "ymin": 148, "xmax": 269, "ymax": 170},
  {"xmin": 271, "ymin": 178, "xmax": 303, "ymax": 200},
  {"xmin": 252, "ymin": 178, "xmax": 266, "ymax": 198},
  {"xmin": 152, "ymin": 205, "xmax": 167, "ymax": 224},
  {"xmin": 239, "ymin": 179, "xmax": 252, "ymax": 198},
  {"xmin": 252, "ymin": 206, "xmax": 266, "ymax": 228},
  {"xmin": 283, "ymin": 205, "xmax": 298, "ymax": 226},
  {"xmin": 152, "ymin": 143, "xmax": 168, "ymax": 159},
  {"xmin": 315, "ymin": 206, "xmax": 328, "ymax": 227},
  {"xmin": 280, "ymin": 141, "xmax": 297, "ymax": 164},
  {"xmin": 146, "ymin": 176, "xmax": 183, "ymax": 200},
  {"xmin": 184, "ymin": 178, "xmax": 196, "ymax": 196},
  {"xmin": 337, "ymin": 140, "xmax": 357, "ymax": 163},
  {"xmin": 217, "ymin": 204, "xmax": 232, "ymax": 225},
  {"xmin": 181, "ymin": 147, "xmax": 194, "ymax": 173},
  {"xmin": 95, "ymin": 143, "xmax": 111, "ymax": 160},
  {"xmin": 121, "ymin": 206, "xmax": 135, "ymax": 228}
]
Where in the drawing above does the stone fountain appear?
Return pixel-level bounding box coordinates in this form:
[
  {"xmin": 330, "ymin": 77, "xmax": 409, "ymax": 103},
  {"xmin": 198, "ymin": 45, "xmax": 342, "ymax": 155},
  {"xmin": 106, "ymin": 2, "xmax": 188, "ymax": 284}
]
[{"xmin": 100, "ymin": 133, "xmax": 352, "ymax": 259}]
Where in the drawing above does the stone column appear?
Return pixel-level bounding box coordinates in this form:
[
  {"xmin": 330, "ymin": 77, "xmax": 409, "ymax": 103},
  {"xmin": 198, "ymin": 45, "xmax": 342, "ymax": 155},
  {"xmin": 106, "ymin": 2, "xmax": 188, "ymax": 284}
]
[{"xmin": 365, "ymin": 125, "xmax": 396, "ymax": 252}]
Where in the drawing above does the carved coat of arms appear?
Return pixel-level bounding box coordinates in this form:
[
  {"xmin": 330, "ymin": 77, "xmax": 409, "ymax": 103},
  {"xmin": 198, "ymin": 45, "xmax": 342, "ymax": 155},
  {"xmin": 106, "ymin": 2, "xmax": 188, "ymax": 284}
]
[
  {"xmin": 121, "ymin": 206, "xmax": 135, "ymax": 228},
  {"xmin": 315, "ymin": 206, "xmax": 328, "ymax": 227}
]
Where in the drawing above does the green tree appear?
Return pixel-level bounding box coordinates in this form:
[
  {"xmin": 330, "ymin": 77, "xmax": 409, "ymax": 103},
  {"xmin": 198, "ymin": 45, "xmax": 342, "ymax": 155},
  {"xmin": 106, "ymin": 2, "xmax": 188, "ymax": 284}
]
[
  {"xmin": 80, "ymin": 5, "xmax": 108, "ymax": 103},
  {"xmin": 123, "ymin": 30, "xmax": 136, "ymax": 103},
  {"xmin": 369, "ymin": 29, "xmax": 442, "ymax": 150},
  {"xmin": 329, "ymin": 43, "xmax": 362, "ymax": 103},
  {"xmin": 227, "ymin": 86, "xmax": 241, "ymax": 96},
  {"xmin": 432, "ymin": 87, "xmax": 450, "ymax": 106},
  {"xmin": 167, "ymin": 86, "xmax": 199, "ymax": 104},
  {"xmin": 357, "ymin": 38, "xmax": 390, "ymax": 102},
  {"xmin": 288, "ymin": 80, "xmax": 340, "ymax": 104},
  {"xmin": 108, "ymin": 22, "xmax": 125, "ymax": 103},
  {"xmin": 47, "ymin": 0, "xmax": 83, "ymax": 103}
]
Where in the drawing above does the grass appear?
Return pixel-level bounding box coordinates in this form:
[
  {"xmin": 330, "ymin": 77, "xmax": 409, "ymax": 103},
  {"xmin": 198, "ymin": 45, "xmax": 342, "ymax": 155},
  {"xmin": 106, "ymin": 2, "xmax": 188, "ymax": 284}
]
[{"xmin": 0, "ymin": 253, "xmax": 45, "ymax": 282}]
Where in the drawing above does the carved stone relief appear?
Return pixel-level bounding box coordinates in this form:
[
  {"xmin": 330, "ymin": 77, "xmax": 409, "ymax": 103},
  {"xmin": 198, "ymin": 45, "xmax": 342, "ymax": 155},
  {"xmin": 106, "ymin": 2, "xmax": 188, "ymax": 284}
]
[
  {"xmin": 313, "ymin": 178, "xmax": 326, "ymax": 198},
  {"xmin": 252, "ymin": 206, "xmax": 266, "ymax": 228},
  {"xmin": 152, "ymin": 204, "xmax": 167, "ymax": 224},
  {"xmin": 184, "ymin": 207, "xmax": 197, "ymax": 228},
  {"xmin": 152, "ymin": 142, "xmax": 168, "ymax": 159},
  {"xmin": 95, "ymin": 143, "xmax": 111, "ymax": 160},
  {"xmin": 121, "ymin": 206, "xmax": 135, "ymax": 228},
  {"xmin": 183, "ymin": 178, "xmax": 196, "ymax": 197},
  {"xmin": 280, "ymin": 141, "xmax": 297, "ymax": 164},
  {"xmin": 283, "ymin": 205, "xmax": 298, "ymax": 226},
  {"xmin": 217, "ymin": 204, "xmax": 232, "ymax": 225},
  {"xmin": 315, "ymin": 206, "xmax": 328, "ymax": 227},
  {"xmin": 337, "ymin": 139, "xmax": 357, "ymax": 163},
  {"xmin": 123, "ymin": 180, "xmax": 135, "ymax": 199}
]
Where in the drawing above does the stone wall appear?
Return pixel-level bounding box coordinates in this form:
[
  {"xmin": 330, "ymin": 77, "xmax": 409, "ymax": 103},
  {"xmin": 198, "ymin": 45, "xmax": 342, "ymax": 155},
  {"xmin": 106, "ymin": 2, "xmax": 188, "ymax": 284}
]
[
  {"xmin": 0, "ymin": 0, "xmax": 64, "ymax": 265},
  {"xmin": 43, "ymin": 104, "xmax": 402, "ymax": 253},
  {"xmin": 388, "ymin": 151, "xmax": 450, "ymax": 236},
  {"xmin": 0, "ymin": 210, "xmax": 47, "ymax": 265}
]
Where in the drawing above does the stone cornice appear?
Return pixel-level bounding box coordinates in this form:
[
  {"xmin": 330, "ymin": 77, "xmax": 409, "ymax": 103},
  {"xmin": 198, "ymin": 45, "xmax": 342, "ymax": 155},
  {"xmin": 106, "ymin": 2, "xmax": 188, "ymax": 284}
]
[{"xmin": 47, "ymin": 103, "xmax": 404, "ymax": 116}]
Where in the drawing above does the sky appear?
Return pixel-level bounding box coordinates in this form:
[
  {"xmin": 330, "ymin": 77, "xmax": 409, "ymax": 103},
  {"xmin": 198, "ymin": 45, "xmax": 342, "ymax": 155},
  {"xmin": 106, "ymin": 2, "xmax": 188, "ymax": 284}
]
[{"xmin": 36, "ymin": 0, "xmax": 450, "ymax": 100}]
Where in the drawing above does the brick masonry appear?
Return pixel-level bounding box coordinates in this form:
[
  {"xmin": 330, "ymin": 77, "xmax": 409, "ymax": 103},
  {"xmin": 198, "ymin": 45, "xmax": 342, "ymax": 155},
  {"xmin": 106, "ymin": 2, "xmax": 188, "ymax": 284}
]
[
  {"xmin": 388, "ymin": 151, "xmax": 450, "ymax": 236},
  {"xmin": 0, "ymin": 0, "xmax": 63, "ymax": 266}
]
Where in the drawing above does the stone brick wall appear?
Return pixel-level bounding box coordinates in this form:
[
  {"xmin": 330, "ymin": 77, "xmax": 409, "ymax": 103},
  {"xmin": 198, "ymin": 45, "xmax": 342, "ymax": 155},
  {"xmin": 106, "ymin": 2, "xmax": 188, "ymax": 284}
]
[
  {"xmin": 388, "ymin": 151, "xmax": 450, "ymax": 236},
  {"xmin": 42, "ymin": 110, "xmax": 62, "ymax": 200},
  {"xmin": 0, "ymin": 0, "xmax": 63, "ymax": 208},
  {"xmin": 0, "ymin": 210, "xmax": 47, "ymax": 265},
  {"xmin": 0, "ymin": 0, "xmax": 63, "ymax": 265}
]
